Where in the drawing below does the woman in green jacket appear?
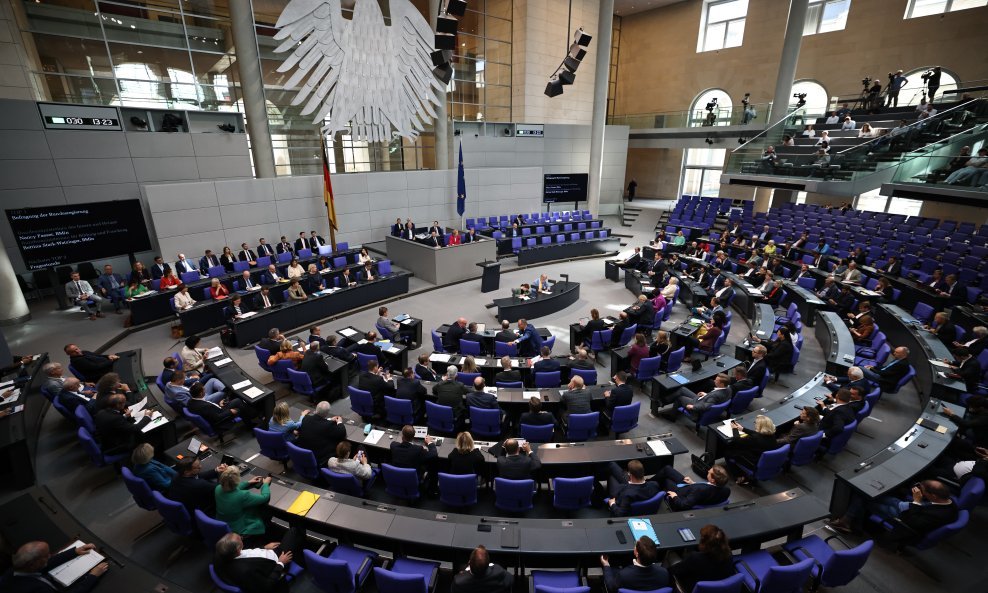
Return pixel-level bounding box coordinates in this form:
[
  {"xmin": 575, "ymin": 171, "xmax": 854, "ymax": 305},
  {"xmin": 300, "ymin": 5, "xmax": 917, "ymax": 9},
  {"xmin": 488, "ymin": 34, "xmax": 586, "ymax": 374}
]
[{"xmin": 214, "ymin": 466, "xmax": 271, "ymax": 536}]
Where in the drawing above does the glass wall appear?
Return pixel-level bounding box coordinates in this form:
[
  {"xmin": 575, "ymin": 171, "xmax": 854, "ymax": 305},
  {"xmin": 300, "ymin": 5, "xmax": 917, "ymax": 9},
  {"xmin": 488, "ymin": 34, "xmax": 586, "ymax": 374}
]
[
  {"xmin": 18, "ymin": 0, "xmax": 513, "ymax": 175},
  {"xmin": 681, "ymin": 148, "xmax": 726, "ymax": 197}
]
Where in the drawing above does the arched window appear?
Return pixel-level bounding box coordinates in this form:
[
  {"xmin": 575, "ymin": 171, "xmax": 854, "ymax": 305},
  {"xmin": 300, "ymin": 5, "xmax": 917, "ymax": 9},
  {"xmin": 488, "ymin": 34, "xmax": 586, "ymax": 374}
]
[
  {"xmin": 690, "ymin": 89, "xmax": 733, "ymax": 127},
  {"xmin": 790, "ymin": 80, "xmax": 829, "ymax": 116},
  {"xmin": 899, "ymin": 67, "xmax": 960, "ymax": 105}
]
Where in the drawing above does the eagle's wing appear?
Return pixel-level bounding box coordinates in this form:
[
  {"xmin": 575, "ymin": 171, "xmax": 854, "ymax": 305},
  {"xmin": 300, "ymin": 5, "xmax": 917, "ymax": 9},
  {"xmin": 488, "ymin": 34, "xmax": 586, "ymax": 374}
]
[
  {"xmin": 273, "ymin": 0, "xmax": 349, "ymax": 130},
  {"xmin": 384, "ymin": 0, "xmax": 445, "ymax": 139}
]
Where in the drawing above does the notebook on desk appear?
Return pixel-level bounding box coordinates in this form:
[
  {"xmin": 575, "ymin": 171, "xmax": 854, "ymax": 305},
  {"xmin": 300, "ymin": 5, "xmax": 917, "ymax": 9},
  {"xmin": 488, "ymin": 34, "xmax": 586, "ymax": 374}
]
[
  {"xmin": 627, "ymin": 518, "xmax": 659, "ymax": 545},
  {"xmin": 49, "ymin": 541, "xmax": 105, "ymax": 587}
]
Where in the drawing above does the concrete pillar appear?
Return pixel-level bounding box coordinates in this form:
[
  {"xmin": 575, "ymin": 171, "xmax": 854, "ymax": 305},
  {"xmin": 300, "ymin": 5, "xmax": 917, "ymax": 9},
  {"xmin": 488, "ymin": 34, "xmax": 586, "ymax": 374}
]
[
  {"xmin": 753, "ymin": 187, "xmax": 774, "ymax": 213},
  {"xmin": 587, "ymin": 0, "xmax": 614, "ymax": 217},
  {"xmin": 0, "ymin": 237, "xmax": 30, "ymax": 325},
  {"xmin": 230, "ymin": 0, "xmax": 276, "ymax": 178},
  {"xmin": 768, "ymin": 0, "xmax": 809, "ymax": 123},
  {"xmin": 429, "ymin": 0, "xmax": 450, "ymax": 170}
]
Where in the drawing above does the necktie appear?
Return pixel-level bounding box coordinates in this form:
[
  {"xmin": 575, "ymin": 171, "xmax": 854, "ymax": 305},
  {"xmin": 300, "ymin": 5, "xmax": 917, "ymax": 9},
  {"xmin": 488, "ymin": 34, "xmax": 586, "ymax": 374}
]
[
  {"xmin": 263, "ymin": 295, "xmax": 270, "ymax": 307},
  {"xmin": 235, "ymin": 306, "xmax": 241, "ymax": 315},
  {"xmin": 246, "ymin": 279, "xmax": 252, "ymax": 288},
  {"xmin": 75, "ymin": 281, "xmax": 82, "ymax": 295},
  {"xmin": 881, "ymin": 359, "xmax": 897, "ymax": 371}
]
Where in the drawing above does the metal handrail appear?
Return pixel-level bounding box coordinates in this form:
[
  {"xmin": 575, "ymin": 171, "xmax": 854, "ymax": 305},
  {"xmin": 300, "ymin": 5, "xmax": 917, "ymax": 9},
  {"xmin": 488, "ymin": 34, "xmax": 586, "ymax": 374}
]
[
  {"xmin": 834, "ymin": 98, "xmax": 981, "ymax": 155},
  {"xmin": 731, "ymin": 106, "xmax": 808, "ymax": 153}
]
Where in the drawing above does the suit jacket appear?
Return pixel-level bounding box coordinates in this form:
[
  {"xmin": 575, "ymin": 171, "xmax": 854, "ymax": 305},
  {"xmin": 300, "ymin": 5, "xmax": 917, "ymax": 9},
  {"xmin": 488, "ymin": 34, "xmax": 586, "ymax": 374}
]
[
  {"xmin": 952, "ymin": 357, "xmax": 982, "ymax": 392},
  {"xmin": 354, "ymin": 342, "xmax": 384, "ymax": 365},
  {"xmin": 276, "ymin": 241, "xmax": 294, "ymax": 254},
  {"xmin": 764, "ymin": 339, "xmax": 795, "ymax": 371},
  {"xmin": 560, "ymin": 389, "xmax": 593, "ymax": 414},
  {"xmin": 667, "ymin": 481, "xmax": 730, "ymax": 511},
  {"xmin": 691, "ymin": 387, "xmax": 732, "ymax": 413},
  {"xmin": 223, "ymin": 302, "xmax": 251, "ymax": 322},
  {"xmin": 609, "ymin": 479, "xmax": 661, "ymax": 516},
  {"xmin": 166, "ymin": 469, "xmax": 220, "ymax": 514},
  {"xmin": 609, "ymin": 320, "xmax": 630, "ymax": 347},
  {"xmin": 69, "ymin": 352, "xmax": 114, "ymax": 383},
  {"xmin": 326, "ymin": 345, "xmax": 356, "ymax": 363},
  {"xmin": 150, "ymin": 262, "xmax": 167, "ymax": 279},
  {"xmin": 294, "ymin": 237, "xmax": 311, "ymax": 252},
  {"xmin": 820, "ymin": 403, "xmax": 856, "ymax": 438},
  {"xmin": 357, "ymin": 371, "xmax": 394, "ymax": 413},
  {"xmin": 603, "ymin": 563, "xmax": 670, "ymax": 593},
  {"xmin": 299, "ymin": 351, "xmax": 332, "ymax": 386},
  {"xmin": 497, "ymin": 452, "xmax": 541, "ymax": 480},
  {"xmin": 199, "ymin": 255, "xmax": 221, "ymax": 273},
  {"xmin": 466, "ymin": 390, "xmax": 498, "ymax": 409},
  {"xmin": 494, "ymin": 330, "xmax": 516, "ymax": 343},
  {"xmin": 215, "ymin": 556, "xmax": 287, "ymax": 593},
  {"xmin": 65, "ymin": 279, "xmax": 96, "ymax": 301},
  {"xmin": 414, "ymin": 364, "xmax": 437, "ymax": 381},
  {"xmin": 258, "ymin": 338, "xmax": 282, "ymax": 354},
  {"xmin": 450, "ymin": 564, "xmax": 513, "ymax": 593},
  {"xmin": 295, "ymin": 415, "xmax": 347, "ymax": 466},
  {"xmin": 174, "ymin": 259, "xmax": 198, "ymax": 275},
  {"xmin": 433, "ymin": 380, "xmax": 469, "ymax": 418},
  {"xmin": 253, "ymin": 291, "xmax": 275, "ymax": 310},
  {"xmin": 389, "ymin": 440, "xmax": 437, "ymax": 474},
  {"xmin": 187, "ymin": 398, "xmax": 236, "ymax": 430},
  {"xmin": 629, "ymin": 300, "xmax": 654, "ymax": 325},
  {"xmin": 778, "ymin": 421, "xmax": 821, "ymax": 445},
  {"xmin": 95, "ymin": 273, "xmax": 125, "ymax": 294},
  {"xmin": 605, "ymin": 383, "xmax": 634, "ymax": 413},
  {"xmin": 533, "ymin": 358, "xmax": 561, "ymax": 373},
  {"xmin": 728, "ymin": 377, "xmax": 755, "ymax": 396},
  {"xmin": 871, "ymin": 358, "xmax": 910, "ymax": 391},
  {"xmin": 93, "ymin": 407, "xmax": 151, "ymax": 453},
  {"xmin": 2, "ymin": 548, "xmax": 100, "ymax": 593},
  {"xmin": 494, "ymin": 369, "xmax": 521, "ymax": 384},
  {"xmin": 58, "ymin": 387, "xmax": 94, "ymax": 415},
  {"xmin": 256, "ymin": 243, "xmax": 275, "ymax": 257},
  {"xmin": 395, "ymin": 377, "xmax": 427, "ymax": 418},
  {"xmin": 519, "ymin": 411, "xmax": 555, "ymax": 427},
  {"xmin": 945, "ymin": 281, "xmax": 968, "ymax": 306},
  {"xmin": 446, "ymin": 323, "xmax": 467, "ymax": 351}
]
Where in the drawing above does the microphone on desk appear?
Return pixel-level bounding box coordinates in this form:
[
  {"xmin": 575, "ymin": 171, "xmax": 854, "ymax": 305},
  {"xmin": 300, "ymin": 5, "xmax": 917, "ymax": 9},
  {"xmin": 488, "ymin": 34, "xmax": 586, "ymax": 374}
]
[
  {"xmin": 722, "ymin": 501, "xmax": 756, "ymax": 511},
  {"xmin": 854, "ymin": 461, "xmax": 874, "ymax": 473},
  {"xmin": 480, "ymin": 517, "xmax": 519, "ymax": 524},
  {"xmin": 361, "ymin": 501, "xmax": 396, "ymax": 511}
]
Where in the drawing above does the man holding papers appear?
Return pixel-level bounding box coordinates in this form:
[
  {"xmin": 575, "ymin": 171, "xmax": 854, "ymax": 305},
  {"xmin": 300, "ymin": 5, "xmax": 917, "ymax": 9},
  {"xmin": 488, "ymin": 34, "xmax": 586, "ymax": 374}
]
[{"xmin": 6, "ymin": 540, "xmax": 108, "ymax": 593}]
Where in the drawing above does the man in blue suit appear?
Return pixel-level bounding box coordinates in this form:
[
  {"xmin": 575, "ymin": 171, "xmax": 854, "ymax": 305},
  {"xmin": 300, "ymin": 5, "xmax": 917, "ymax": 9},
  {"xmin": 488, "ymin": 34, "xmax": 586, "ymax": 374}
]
[
  {"xmin": 511, "ymin": 319, "xmax": 543, "ymax": 357},
  {"xmin": 601, "ymin": 535, "xmax": 669, "ymax": 592},
  {"xmin": 199, "ymin": 249, "xmax": 220, "ymax": 274},
  {"xmin": 605, "ymin": 460, "xmax": 660, "ymax": 516},
  {"xmin": 532, "ymin": 347, "xmax": 559, "ymax": 372},
  {"xmin": 96, "ymin": 264, "xmax": 126, "ymax": 314}
]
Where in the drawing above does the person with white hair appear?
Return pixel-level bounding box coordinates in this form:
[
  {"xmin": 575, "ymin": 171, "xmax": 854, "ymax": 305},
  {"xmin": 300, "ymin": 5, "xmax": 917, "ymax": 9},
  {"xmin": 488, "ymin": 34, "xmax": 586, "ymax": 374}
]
[
  {"xmin": 295, "ymin": 400, "xmax": 346, "ymax": 466},
  {"xmin": 660, "ymin": 276, "xmax": 679, "ymax": 300},
  {"xmin": 214, "ymin": 532, "xmax": 296, "ymax": 593},
  {"xmin": 433, "ymin": 364, "xmax": 469, "ymax": 421}
]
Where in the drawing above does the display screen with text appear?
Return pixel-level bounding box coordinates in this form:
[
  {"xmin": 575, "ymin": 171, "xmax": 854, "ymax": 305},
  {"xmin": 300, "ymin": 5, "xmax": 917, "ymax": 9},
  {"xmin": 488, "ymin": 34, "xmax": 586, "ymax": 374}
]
[
  {"xmin": 6, "ymin": 200, "xmax": 153, "ymax": 271},
  {"xmin": 543, "ymin": 173, "xmax": 588, "ymax": 203}
]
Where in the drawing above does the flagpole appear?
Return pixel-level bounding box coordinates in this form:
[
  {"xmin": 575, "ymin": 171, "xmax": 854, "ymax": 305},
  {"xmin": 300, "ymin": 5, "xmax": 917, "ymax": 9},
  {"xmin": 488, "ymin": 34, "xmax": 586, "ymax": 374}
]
[{"xmin": 321, "ymin": 139, "xmax": 339, "ymax": 251}]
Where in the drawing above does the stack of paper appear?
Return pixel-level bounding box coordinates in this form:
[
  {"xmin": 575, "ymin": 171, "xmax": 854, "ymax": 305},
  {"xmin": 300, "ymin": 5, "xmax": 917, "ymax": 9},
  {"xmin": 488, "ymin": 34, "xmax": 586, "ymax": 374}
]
[
  {"xmin": 364, "ymin": 429, "xmax": 385, "ymax": 444},
  {"xmin": 239, "ymin": 311, "xmax": 258, "ymax": 318},
  {"xmin": 243, "ymin": 386, "xmax": 265, "ymax": 399},
  {"xmin": 716, "ymin": 419, "xmax": 734, "ymax": 438},
  {"xmin": 49, "ymin": 541, "xmax": 105, "ymax": 587},
  {"xmin": 340, "ymin": 328, "xmax": 357, "ymax": 337},
  {"xmin": 429, "ymin": 353, "xmax": 451, "ymax": 363},
  {"xmin": 647, "ymin": 440, "xmax": 671, "ymax": 456},
  {"xmin": 523, "ymin": 391, "xmax": 541, "ymax": 398},
  {"xmin": 213, "ymin": 357, "xmax": 233, "ymax": 367},
  {"xmin": 475, "ymin": 358, "xmax": 487, "ymax": 366},
  {"xmin": 206, "ymin": 346, "xmax": 224, "ymax": 359},
  {"xmin": 232, "ymin": 379, "xmax": 252, "ymax": 390}
]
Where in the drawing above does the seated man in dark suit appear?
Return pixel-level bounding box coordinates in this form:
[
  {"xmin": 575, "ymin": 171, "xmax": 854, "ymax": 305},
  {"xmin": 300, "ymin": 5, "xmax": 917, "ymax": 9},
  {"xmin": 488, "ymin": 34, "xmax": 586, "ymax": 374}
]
[
  {"xmin": 253, "ymin": 286, "xmax": 275, "ymax": 310},
  {"xmin": 461, "ymin": 322, "xmax": 485, "ymax": 352},
  {"xmin": 187, "ymin": 383, "xmax": 242, "ymax": 432},
  {"xmin": 465, "ymin": 377, "xmax": 498, "ymax": 410},
  {"xmin": 166, "ymin": 456, "xmax": 226, "ymax": 515},
  {"xmin": 93, "ymin": 393, "xmax": 153, "ymax": 455},
  {"xmin": 559, "ymin": 375, "xmax": 593, "ymax": 420},
  {"xmin": 819, "ymin": 388, "xmax": 858, "ymax": 448},
  {"xmin": 609, "ymin": 312, "xmax": 631, "ymax": 348},
  {"xmin": 450, "ymin": 545, "xmax": 513, "ymax": 593},
  {"xmin": 942, "ymin": 347, "xmax": 982, "ymax": 393},
  {"xmin": 357, "ymin": 359, "xmax": 394, "ymax": 419},
  {"xmin": 433, "ymin": 366, "xmax": 469, "ymax": 422},
  {"xmin": 214, "ymin": 532, "xmax": 296, "ymax": 593},
  {"xmin": 493, "ymin": 320, "xmax": 516, "ymax": 343},
  {"xmin": 602, "ymin": 371, "xmax": 634, "ymax": 426},
  {"xmin": 5, "ymin": 540, "xmax": 108, "ymax": 593},
  {"xmin": 650, "ymin": 464, "xmax": 731, "ymax": 511},
  {"xmin": 295, "ymin": 401, "xmax": 346, "ymax": 466},
  {"xmin": 518, "ymin": 396, "xmax": 556, "ymax": 431},
  {"xmin": 354, "ymin": 331, "xmax": 386, "ymax": 366},
  {"xmin": 414, "ymin": 353, "xmax": 437, "ymax": 381},
  {"xmin": 726, "ymin": 366, "xmax": 754, "ymax": 395},
  {"xmin": 496, "ymin": 438, "xmax": 540, "ymax": 480},
  {"xmin": 861, "ymin": 346, "xmax": 911, "ymax": 392},
  {"xmin": 494, "ymin": 356, "xmax": 521, "ymax": 385},
  {"xmin": 395, "ymin": 367, "xmax": 427, "ymax": 421},
  {"xmin": 605, "ymin": 459, "xmax": 661, "ymax": 516},
  {"xmin": 445, "ymin": 318, "xmax": 468, "ymax": 353},
  {"xmin": 627, "ymin": 294, "xmax": 654, "ymax": 328},
  {"xmin": 299, "ymin": 341, "xmax": 332, "ymax": 394},
  {"xmin": 938, "ymin": 274, "xmax": 968, "ymax": 307},
  {"xmin": 57, "ymin": 377, "xmax": 96, "ymax": 415},
  {"xmin": 601, "ymin": 535, "xmax": 669, "ymax": 592},
  {"xmin": 532, "ymin": 346, "xmax": 560, "ymax": 373},
  {"xmin": 64, "ymin": 343, "xmax": 118, "ymax": 383},
  {"xmin": 223, "ymin": 294, "xmax": 251, "ymax": 324},
  {"xmin": 569, "ymin": 349, "xmax": 596, "ymax": 370},
  {"xmin": 390, "ymin": 424, "xmax": 437, "ymax": 480},
  {"xmin": 423, "ymin": 230, "xmax": 445, "ymax": 248},
  {"xmin": 823, "ymin": 366, "xmax": 871, "ymax": 394},
  {"xmin": 324, "ymin": 335, "xmax": 356, "ymax": 363},
  {"xmin": 827, "ymin": 479, "xmax": 959, "ymax": 541},
  {"xmin": 676, "ymin": 373, "xmax": 732, "ymax": 420},
  {"xmin": 307, "ymin": 326, "xmax": 327, "ymax": 347}
]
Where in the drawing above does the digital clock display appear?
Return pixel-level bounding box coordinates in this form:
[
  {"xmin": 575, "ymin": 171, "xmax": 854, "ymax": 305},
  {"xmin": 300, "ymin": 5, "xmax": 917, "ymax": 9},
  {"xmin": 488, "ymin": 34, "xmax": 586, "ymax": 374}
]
[{"xmin": 44, "ymin": 116, "xmax": 120, "ymax": 127}]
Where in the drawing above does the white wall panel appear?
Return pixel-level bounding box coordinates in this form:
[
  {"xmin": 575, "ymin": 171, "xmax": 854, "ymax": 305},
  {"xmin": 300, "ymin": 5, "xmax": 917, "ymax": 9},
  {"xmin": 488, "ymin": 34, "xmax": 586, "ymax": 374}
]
[
  {"xmin": 125, "ymin": 132, "xmax": 195, "ymax": 158},
  {"xmin": 220, "ymin": 201, "xmax": 279, "ymax": 229},
  {"xmin": 152, "ymin": 207, "xmax": 222, "ymax": 239},
  {"xmin": 145, "ymin": 181, "xmax": 218, "ymax": 213},
  {"xmin": 215, "ymin": 178, "xmax": 275, "ymax": 206}
]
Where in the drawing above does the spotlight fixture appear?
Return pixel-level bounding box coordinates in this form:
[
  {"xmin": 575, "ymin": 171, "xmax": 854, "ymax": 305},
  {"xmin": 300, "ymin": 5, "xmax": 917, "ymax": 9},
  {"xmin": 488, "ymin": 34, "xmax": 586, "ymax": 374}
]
[
  {"xmin": 432, "ymin": 0, "xmax": 468, "ymax": 83},
  {"xmin": 217, "ymin": 123, "xmax": 235, "ymax": 132},
  {"xmin": 738, "ymin": 137, "xmax": 747, "ymax": 144},
  {"xmin": 544, "ymin": 28, "xmax": 593, "ymax": 98},
  {"xmin": 129, "ymin": 116, "xmax": 147, "ymax": 129},
  {"xmin": 705, "ymin": 137, "xmax": 714, "ymax": 145}
]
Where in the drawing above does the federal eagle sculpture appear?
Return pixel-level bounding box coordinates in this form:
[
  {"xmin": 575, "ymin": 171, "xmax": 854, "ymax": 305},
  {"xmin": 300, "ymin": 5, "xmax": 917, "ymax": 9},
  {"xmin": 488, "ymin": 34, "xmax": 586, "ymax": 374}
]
[{"xmin": 274, "ymin": 0, "xmax": 445, "ymax": 143}]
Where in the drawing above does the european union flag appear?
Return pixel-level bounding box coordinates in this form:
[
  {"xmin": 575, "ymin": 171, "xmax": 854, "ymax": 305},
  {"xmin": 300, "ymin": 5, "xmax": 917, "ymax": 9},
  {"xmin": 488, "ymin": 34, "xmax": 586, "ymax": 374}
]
[{"xmin": 456, "ymin": 141, "xmax": 466, "ymax": 217}]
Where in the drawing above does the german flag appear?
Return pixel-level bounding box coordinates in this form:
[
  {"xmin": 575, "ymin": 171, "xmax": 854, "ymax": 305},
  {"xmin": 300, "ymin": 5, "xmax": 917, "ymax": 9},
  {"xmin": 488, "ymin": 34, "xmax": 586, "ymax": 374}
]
[{"xmin": 321, "ymin": 142, "xmax": 338, "ymax": 231}]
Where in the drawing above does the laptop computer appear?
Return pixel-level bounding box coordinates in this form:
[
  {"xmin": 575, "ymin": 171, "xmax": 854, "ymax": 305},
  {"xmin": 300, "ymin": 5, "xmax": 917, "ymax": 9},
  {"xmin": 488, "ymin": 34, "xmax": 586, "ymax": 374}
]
[
  {"xmin": 475, "ymin": 323, "xmax": 486, "ymax": 333},
  {"xmin": 187, "ymin": 437, "xmax": 211, "ymax": 459}
]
